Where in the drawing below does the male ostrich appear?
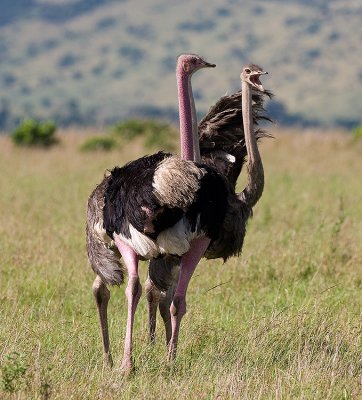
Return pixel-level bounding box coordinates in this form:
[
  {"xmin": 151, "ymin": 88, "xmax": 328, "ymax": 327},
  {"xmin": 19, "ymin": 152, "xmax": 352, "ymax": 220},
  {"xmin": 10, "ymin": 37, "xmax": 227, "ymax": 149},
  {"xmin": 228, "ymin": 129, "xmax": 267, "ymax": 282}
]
[
  {"xmin": 146, "ymin": 64, "xmax": 270, "ymax": 347},
  {"xmin": 87, "ymin": 54, "xmax": 217, "ymax": 371}
]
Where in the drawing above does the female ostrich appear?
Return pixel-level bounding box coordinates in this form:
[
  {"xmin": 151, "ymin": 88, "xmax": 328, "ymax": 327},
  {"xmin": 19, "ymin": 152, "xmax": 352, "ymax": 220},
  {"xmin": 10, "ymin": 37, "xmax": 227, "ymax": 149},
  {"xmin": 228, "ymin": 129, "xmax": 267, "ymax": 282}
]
[
  {"xmin": 86, "ymin": 54, "xmax": 218, "ymax": 371},
  {"xmin": 146, "ymin": 64, "xmax": 270, "ymax": 346}
]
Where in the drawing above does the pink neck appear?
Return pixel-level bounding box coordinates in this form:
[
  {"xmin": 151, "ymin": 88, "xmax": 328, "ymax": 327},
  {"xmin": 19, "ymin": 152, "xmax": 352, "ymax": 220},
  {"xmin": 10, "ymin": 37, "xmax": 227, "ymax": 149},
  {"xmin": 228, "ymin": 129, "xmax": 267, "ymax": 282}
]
[{"xmin": 177, "ymin": 66, "xmax": 194, "ymax": 161}]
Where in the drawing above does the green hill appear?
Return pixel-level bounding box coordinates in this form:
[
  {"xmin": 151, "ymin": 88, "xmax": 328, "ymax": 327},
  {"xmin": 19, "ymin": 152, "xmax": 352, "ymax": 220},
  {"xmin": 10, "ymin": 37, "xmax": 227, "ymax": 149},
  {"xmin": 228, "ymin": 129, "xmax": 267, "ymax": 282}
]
[{"xmin": 0, "ymin": 0, "xmax": 361, "ymax": 129}]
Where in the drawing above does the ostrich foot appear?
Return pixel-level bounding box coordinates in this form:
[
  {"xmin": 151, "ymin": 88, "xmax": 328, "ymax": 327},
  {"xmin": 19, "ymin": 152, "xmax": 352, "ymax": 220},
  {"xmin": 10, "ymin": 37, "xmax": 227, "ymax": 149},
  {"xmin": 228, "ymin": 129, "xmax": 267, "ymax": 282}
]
[
  {"xmin": 119, "ymin": 357, "xmax": 135, "ymax": 376},
  {"xmin": 103, "ymin": 352, "xmax": 113, "ymax": 368}
]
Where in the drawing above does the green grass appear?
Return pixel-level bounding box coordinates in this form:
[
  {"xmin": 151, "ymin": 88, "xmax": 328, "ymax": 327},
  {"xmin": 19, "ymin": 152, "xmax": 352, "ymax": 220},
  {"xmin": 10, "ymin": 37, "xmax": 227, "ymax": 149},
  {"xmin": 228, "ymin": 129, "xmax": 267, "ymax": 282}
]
[{"xmin": 0, "ymin": 130, "xmax": 362, "ymax": 399}]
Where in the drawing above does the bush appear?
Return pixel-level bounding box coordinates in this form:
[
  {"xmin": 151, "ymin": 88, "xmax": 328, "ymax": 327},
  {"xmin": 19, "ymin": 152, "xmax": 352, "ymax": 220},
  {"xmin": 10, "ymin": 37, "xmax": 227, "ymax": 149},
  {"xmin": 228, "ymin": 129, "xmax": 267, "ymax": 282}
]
[
  {"xmin": 111, "ymin": 119, "xmax": 149, "ymax": 139},
  {"xmin": 1, "ymin": 352, "xmax": 28, "ymax": 393},
  {"xmin": 352, "ymin": 125, "xmax": 362, "ymax": 142},
  {"xmin": 178, "ymin": 20, "xmax": 215, "ymax": 32},
  {"xmin": 110, "ymin": 119, "xmax": 177, "ymax": 150},
  {"xmin": 57, "ymin": 52, "xmax": 78, "ymax": 68},
  {"xmin": 11, "ymin": 119, "xmax": 58, "ymax": 147},
  {"xmin": 80, "ymin": 136, "xmax": 117, "ymax": 152},
  {"xmin": 118, "ymin": 45, "xmax": 145, "ymax": 63}
]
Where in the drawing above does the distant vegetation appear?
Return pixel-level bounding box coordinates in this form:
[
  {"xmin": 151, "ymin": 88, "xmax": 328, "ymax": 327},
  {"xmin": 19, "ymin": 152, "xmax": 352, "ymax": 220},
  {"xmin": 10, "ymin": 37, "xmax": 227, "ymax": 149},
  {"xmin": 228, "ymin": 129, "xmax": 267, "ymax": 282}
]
[
  {"xmin": 11, "ymin": 119, "xmax": 58, "ymax": 147},
  {"xmin": 80, "ymin": 136, "xmax": 117, "ymax": 152},
  {"xmin": 80, "ymin": 119, "xmax": 177, "ymax": 152},
  {"xmin": 110, "ymin": 119, "xmax": 177, "ymax": 151},
  {"xmin": 0, "ymin": 0, "xmax": 360, "ymax": 130},
  {"xmin": 352, "ymin": 125, "xmax": 362, "ymax": 142}
]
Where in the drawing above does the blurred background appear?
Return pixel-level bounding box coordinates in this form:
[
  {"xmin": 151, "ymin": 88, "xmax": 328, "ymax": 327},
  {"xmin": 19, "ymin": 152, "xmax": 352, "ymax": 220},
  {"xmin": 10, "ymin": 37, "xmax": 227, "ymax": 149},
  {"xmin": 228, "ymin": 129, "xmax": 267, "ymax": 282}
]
[{"xmin": 0, "ymin": 0, "xmax": 361, "ymax": 132}]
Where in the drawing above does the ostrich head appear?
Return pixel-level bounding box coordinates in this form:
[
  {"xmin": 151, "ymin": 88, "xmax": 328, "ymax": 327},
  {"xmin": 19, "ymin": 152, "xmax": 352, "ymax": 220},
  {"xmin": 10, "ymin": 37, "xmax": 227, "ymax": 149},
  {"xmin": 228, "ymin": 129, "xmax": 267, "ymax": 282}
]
[
  {"xmin": 240, "ymin": 64, "xmax": 268, "ymax": 92},
  {"xmin": 177, "ymin": 54, "xmax": 216, "ymax": 75}
]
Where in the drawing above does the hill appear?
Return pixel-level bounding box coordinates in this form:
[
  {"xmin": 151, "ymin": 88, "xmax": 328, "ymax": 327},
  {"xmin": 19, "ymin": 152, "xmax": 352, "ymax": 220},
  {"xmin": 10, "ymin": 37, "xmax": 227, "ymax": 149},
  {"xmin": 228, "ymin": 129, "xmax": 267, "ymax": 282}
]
[{"xmin": 0, "ymin": 0, "xmax": 361, "ymax": 129}]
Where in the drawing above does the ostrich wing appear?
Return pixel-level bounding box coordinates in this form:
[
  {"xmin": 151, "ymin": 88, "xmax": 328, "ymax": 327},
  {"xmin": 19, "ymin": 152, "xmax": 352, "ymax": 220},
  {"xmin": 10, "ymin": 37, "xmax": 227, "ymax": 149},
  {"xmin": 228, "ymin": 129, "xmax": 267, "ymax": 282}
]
[{"xmin": 103, "ymin": 153, "xmax": 207, "ymax": 243}]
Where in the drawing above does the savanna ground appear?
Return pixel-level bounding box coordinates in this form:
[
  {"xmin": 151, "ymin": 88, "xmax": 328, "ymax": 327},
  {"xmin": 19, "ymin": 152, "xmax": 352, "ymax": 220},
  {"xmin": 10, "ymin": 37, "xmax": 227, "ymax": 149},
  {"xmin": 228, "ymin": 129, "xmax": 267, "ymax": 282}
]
[{"xmin": 0, "ymin": 129, "xmax": 361, "ymax": 399}]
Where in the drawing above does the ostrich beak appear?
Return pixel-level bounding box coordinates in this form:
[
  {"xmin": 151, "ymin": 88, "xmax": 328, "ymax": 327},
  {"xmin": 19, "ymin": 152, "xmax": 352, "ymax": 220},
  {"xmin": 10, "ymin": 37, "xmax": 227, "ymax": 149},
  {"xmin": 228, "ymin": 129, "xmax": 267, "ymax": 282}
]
[
  {"xmin": 249, "ymin": 71, "xmax": 268, "ymax": 92},
  {"xmin": 203, "ymin": 61, "xmax": 216, "ymax": 68}
]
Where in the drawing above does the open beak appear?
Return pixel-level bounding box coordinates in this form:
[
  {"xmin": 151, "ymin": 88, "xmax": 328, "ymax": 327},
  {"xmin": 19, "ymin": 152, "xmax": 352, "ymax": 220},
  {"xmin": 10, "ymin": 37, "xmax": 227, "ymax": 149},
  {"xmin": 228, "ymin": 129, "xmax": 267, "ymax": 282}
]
[{"xmin": 249, "ymin": 71, "xmax": 268, "ymax": 92}]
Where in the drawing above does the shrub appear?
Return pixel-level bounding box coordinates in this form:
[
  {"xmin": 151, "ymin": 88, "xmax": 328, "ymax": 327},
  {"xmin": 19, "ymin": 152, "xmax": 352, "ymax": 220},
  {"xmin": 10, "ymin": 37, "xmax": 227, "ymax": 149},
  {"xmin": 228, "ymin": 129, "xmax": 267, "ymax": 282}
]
[
  {"xmin": 111, "ymin": 119, "xmax": 149, "ymax": 140},
  {"xmin": 80, "ymin": 136, "xmax": 117, "ymax": 152},
  {"xmin": 57, "ymin": 52, "xmax": 78, "ymax": 68},
  {"xmin": 352, "ymin": 125, "xmax": 362, "ymax": 142},
  {"xmin": 110, "ymin": 119, "xmax": 177, "ymax": 150},
  {"xmin": 178, "ymin": 20, "xmax": 215, "ymax": 32},
  {"xmin": 118, "ymin": 45, "xmax": 145, "ymax": 63},
  {"xmin": 11, "ymin": 119, "xmax": 58, "ymax": 147},
  {"xmin": 96, "ymin": 17, "xmax": 117, "ymax": 31},
  {"xmin": 3, "ymin": 72, "xmax": 17, "ymax": 87},
  {"xmin": 1, "ymin": 352, "xmax": 28, "ymax": 393}
]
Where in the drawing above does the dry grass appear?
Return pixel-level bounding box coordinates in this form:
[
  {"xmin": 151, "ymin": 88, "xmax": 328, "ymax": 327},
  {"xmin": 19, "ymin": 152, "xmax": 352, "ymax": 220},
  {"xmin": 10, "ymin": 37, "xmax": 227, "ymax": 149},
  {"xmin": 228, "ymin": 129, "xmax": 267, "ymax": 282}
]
[{"xmin": 0, "ymin": 129, "xmax": 362, "ymax": 399}]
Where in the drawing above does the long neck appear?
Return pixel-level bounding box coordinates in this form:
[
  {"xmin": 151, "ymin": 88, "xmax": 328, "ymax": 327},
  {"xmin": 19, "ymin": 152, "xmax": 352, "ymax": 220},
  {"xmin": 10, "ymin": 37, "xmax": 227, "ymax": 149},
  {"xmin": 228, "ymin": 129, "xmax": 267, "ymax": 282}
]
[
  {"xmin": 177, "ymin": 68, "xmax": 200, "ymax": 162},
  {"xmin": 238, "ymin": 81, "xmax": 264, "ymax": 207}
]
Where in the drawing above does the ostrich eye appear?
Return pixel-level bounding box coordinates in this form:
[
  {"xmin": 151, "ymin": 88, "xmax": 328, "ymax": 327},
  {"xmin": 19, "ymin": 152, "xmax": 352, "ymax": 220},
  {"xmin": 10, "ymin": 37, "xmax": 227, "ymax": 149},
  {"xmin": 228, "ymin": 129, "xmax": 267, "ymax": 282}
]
[{"xmin": 245, "ymin": 68, "xmax": 251, "ymax": 74}]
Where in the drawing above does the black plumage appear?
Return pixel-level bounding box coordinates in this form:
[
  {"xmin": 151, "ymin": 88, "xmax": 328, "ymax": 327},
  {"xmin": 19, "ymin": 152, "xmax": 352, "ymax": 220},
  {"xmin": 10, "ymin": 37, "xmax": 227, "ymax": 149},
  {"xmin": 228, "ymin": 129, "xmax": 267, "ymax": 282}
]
[
  {"xmin": 103, "ymin": 151, "xmax": 171, "ymax": 239},
  {"xmin": 183, "ymin": 165, "xmax": 228, "ymax": 240},
  {"xmin": 102, "ymin": 151, "xmax": 229, "ymax": 259}
]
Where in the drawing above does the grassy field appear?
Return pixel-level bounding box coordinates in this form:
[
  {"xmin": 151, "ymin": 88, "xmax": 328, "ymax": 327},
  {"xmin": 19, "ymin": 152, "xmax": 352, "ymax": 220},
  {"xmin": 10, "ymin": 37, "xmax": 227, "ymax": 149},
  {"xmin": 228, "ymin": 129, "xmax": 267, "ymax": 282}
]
[{"xmin": 0, "ymin": 129, "xmax": 362, "ymax": 399}]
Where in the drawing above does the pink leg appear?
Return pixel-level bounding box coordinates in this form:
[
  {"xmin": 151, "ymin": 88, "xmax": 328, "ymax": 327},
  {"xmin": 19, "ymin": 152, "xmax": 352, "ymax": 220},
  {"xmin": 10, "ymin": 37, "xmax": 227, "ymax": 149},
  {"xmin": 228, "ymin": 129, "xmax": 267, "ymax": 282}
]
[
  {"xmin": 114, "ymin": 238, "xmax": 142, "ymax": 374},
  {"xmin": 168, "ymin": 237, "xmax": 210, "ymax": 360}
]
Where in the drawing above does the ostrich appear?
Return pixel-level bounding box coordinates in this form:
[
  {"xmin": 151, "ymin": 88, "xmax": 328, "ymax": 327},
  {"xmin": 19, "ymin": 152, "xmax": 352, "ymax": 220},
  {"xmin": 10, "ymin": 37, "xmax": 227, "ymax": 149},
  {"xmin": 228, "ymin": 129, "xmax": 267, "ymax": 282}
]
[
  {"xmin": 87, "ymin": 54, "xmax": 217, "ymax": 371},
  {"xmin": 146, "ymin": 64, "xmax": 270, "ymax": 346}
]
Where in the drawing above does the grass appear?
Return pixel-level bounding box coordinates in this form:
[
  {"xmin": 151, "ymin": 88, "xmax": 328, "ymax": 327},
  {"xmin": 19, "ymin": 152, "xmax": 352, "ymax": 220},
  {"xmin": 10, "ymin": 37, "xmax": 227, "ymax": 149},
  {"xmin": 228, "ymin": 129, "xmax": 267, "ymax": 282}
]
[{"xmin": 0, "ymin": 129, "xmax": 362, "ymax": 399}]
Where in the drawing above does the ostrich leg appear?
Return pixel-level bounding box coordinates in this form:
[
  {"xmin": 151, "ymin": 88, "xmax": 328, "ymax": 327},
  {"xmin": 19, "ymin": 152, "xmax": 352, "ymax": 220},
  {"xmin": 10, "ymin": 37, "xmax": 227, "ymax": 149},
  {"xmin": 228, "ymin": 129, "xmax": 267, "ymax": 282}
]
[
  {"xmin": 159, "ymin": 286, "xmax": 174, "ymax": 345},
  {"xmin": 168, "ymin": 237, "xmax": 210, "ymax": 360},
  {"xmin": 145, "ymin": 275, "xmax": 160, "ymax": 344},
  {"xmin": 147, "ymin": 282, "xmax": 177, "ymax": 346},
  {"xmin": 92, "ymin": 275, "xmax": 113, "ymax": 367},
  {"xmin": 114, "ymin": 238, "xmax": 142, "ymax": 373},
  {"xmin": 145, "ymin": 276, "xmax": 175, "ymax": 345}
]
